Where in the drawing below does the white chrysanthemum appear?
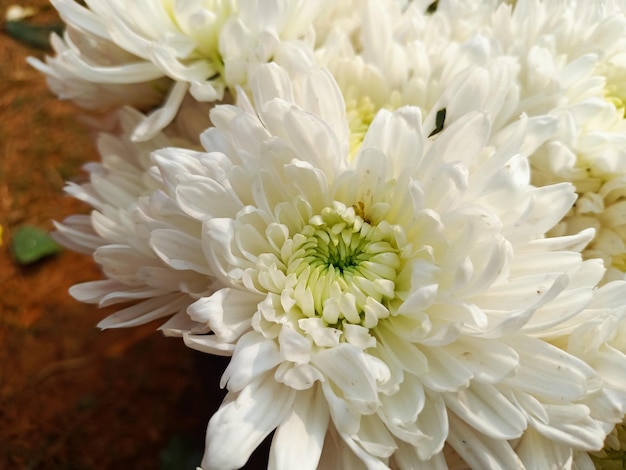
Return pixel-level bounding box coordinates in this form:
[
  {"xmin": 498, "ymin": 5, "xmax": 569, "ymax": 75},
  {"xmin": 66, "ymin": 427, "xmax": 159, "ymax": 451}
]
[
  {"xmin": 477, "ymin": 0, "xmax": 626, "ymax": 283},
  {"xmin": 147, "ymin": 63, "xmax": 626, "ymax": 469},
  {"xmin": 314, "ymin": 0, "xmax": 520, "ymax": 161},
  {"xmin": 53, "ymin": 107, "xmax": 214, "ymax": 332},
  {"xmin": 316, "ymin": 0, "xmax": 626, "ymax": 286},
  {"xmin": 30, "ymin": 0, "xmax": 333, "ymax": 141},
  {"xmin": 27, "ymin": 26, "xmax": 173, "ymax": 113}
]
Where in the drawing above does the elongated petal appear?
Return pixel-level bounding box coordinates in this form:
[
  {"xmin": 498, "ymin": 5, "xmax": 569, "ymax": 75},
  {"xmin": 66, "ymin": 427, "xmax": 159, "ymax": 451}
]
[
  {"xmin": 203, "ymin": 376, "xmax": 296, "ymax": 470},
  {"xmin": 447, "ymin": 412, "xmax": 524, "ymax": 469},
  {"xmin": 268, "ymin": 385, "xmax": 330, "ymax": 470}
]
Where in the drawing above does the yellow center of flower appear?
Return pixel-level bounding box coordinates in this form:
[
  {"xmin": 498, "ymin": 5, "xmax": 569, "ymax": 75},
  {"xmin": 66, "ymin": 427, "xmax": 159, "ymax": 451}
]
[
  {"xmin": 346, "ymin": 96, "xmax": 377, "ymax": 158},
  {"xmin": 283, "ymin": 203, "xmax": 401, "ymax": 329},
  {"xmin": 161, "ymin": 0, "xmax": 229, "ymax": 73},
  {"xmin": 600, "ymin": 63, "xmax": 626, "ymax": 118},
  {"xmin": 611, "ymin": 252, "xmax": 626, "ymax": 272}
]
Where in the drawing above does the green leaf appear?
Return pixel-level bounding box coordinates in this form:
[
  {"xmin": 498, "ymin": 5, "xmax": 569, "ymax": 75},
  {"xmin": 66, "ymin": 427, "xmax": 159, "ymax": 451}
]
[
  {"xmin": 12, "ymin": 226, "xmax": 62, "ymax": 265},
  {"xmin": 4, "ymin": 20, "xmax": 64, "ymax": 51}
]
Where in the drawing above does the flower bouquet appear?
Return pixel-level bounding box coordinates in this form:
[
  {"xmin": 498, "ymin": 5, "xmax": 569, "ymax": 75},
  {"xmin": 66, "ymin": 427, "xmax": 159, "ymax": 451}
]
[{"xmin": 30, "ymin": 0, "xmax": 626, "ymax": 468}]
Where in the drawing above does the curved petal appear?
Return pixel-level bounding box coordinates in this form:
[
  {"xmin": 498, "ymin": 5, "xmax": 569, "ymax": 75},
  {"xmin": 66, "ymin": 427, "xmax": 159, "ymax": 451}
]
[
  {"xmin": 268, "ymin": 385, "xmax": 330, "ymax": 470},
  {"xmin": 446, "ymin": 412, "xmax": 524, "ymax": 469},
  {"xmin": 202, "ymin": 375, "xmax": 296, "ymax": 470}
]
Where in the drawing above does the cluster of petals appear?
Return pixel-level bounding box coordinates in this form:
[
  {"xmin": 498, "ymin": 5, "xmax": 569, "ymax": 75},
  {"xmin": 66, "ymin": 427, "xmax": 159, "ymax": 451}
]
[
  {"xmin": 53, "ymin": 107, "xmax": 213, "ymax": 333},
  {"xmin": 140, "ymin": 63, "xmax": 626, "ymax": 468},
  {"xmin": 315, "ymin": 0, "xmax": 626, "ymax": 284},
  {"xmin": 482, "ymin": 0, "xmax": 626, "ymax": 283},
  {"xmin": 29, "ymin": 0, "xmax": 334, "ymax": 140}
]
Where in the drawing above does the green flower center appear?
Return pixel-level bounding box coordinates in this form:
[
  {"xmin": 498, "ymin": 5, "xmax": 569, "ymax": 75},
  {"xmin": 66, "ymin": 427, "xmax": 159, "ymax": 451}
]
[
  {"xmin": 300, "ymin": 216, "xmax": 372, "ymax": 274},
  {"xmin": 283, "ymin": 203, "xmax": 402, "ymax": 328}
]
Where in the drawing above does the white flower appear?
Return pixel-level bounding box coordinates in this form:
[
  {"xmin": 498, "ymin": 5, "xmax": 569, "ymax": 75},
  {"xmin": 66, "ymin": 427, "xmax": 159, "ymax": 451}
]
[
  {"xmin": 317, "ymin": 0, "xmax": 626, "ymax": 287},
  {"xmin": 479, "ymin": 0, "xmax": 626, "ymax": 283},
  {"xmin": 147, "ymin": 63, "xmax": 625, "ymax": 468},
  {"xmin": 53, "ymin": 107, "xmax": 214, "ymax": 332},
  {"xmin": 27, "ymin": 26, "xmax": 173, "ymax": 113},
  {"xmin": 31, "ymin": 0, "xmax": 333, "ymax": 140},
  {"xmin": 315, "ymin": 0, "xmax": 519, "ymax": 159}
]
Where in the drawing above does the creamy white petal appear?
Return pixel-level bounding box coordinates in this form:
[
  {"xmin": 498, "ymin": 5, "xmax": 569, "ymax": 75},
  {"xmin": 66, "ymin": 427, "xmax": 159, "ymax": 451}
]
[
  {"xmin": 150, "ymin": 228, "xmax": 213, "ymax": 274},
  {"xmin": 183, "ymin": 333, "xmax": 234, "ymax": 356},
  {"xmin": 444, "ymin": 382, "xmax": 526, "ymax": 440},
  {"xmin": 447, "ymin": 412, "xmax": 524, "ymax": 469},
  {"xmin": 203, "ymin": 375, "xmax": 296, "ymax": 470},
  {"xmin": 312, "ymin": 345, "xmax": 381, "ymax": 415},
  {"xmin": 187, "ymin": 288, "xmax": 258, "ymax": 343},
  {"xmin": 269, "ymin": 385, "xmax": 330, "ymax": 470},
  {"xmin": 96, "ymin": 294, "xmax": 190, "ymax": 329},
  {"xmin": 221, "ymin": 331, "xmax": 283, "ymax": 392},
  {"xmin": 515, "ymin": 427, "xmax": 573, "ymax": 470}
]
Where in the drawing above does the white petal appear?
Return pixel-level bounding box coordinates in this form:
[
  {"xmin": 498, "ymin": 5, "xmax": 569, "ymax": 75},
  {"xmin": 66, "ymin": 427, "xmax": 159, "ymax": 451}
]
[
  {"xmin": 268, "ymin": 385, "xmax": 329, "ymax": 470},
  {"xmin": 379, "ymin": 374, "xmax": 426, "ymax": 444},
  {"xmin": 504, "ymin": 336, "xmax": 600, "ymax": 402},
  {"xmin": 278, "ymin": 324, "xmax": 312, "ymax": 363},
  {"xmin": 444, "ymin": 337, "xmax": 519, "ymax": 384},
  {"xmin": 420, "ymin": 346, "xmax": 473, "ymax": 393},
  {"xmin": 528, "ymin": 401, "xmax": 607, "ymax": 450},
  {"xmin": 446, "ymin": 412, "xmax": 524, "ymax": 469},
  {"xmin": 414, "ymin": 393, "xmax": 448, "ymax": 460},
  {"xmin": 515, "ymin": 427, "xmax": 573, "ymax": 470},
  {"xmin": 376, "ymin": 323, "xmax": 429, "ymax": 377},
  {"xmin": 422, "ymin": 112, "xmax": 490, "ymax": 179},
  {"xmin": 443, "ymin": 382, "xmax": 526, "ymax": 440},
  {"xmin": 274, "ymin": 361, "xmax": 324, "ymax": 390},
  {"xmin": 320, "ymin": 380, "xmax": 362, "ymax": 436},
  {"xmin": 70, "ymin": 279, "xmax": 129, "ymax": 304},
  {"xmin": 53, "ymin": 217, "xmax": 102, "ymax": 254},
  {"xmin": 353, "ymin": 413, "xmax": 397, "ymax": 458},
  {"xmin": 96, "ymin": 293, "xmax": 189, "ymax": 329},
  {"xmin": 176, "ymin": 176, "xmax": 245, "ymax": 220},
  {"xmin": 202, "ymin": 376, "xmax": 296, "ymax": 470},
  {"xmin": 313, "ymin": 344, "xmax": 381, "ymax": 415},
  {"xmin": 187, "ymin": 288, "xmax": 258, "ymax": 343},
  {"xmin": 251, "ymin": 62, "xmax": 295, "ymax": 108},
  {"xmin": 150, "ymin": 228, "xmax": 213, "ymax": 274},
  {"xmin": 221, "ymin": 331, "xmax": 282, "ymax": 392},
  {"xmin": 336, "ymin": 431, "xmax": 391, "ymax": 470},
  {"xmin": 183, "ymin": 333, "xmax": 234, "ymax": 356},
  {"xmin": 362, "ymin": 107, "xmax": 424, "ymax": 179}
]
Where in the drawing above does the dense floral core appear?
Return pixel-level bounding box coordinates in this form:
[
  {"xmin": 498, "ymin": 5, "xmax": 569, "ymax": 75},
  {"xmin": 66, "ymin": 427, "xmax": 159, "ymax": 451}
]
[
  {"xmin": 258, "ymin": 202, "xmax": 403, "ymax": 332},
  {"xmin": 601, "ymin": 63, "xmax": 626, "ymax": 118},
  {"xmin": 347, "ymin": 97, "xmax": 377, "ymax": 157}
]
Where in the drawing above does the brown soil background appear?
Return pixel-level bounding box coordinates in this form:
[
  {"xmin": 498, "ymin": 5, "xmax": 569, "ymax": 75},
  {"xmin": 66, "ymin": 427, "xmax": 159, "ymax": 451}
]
[{"xmin": 0, "ymin": 2, "xmax": 257, "ymax": 468}]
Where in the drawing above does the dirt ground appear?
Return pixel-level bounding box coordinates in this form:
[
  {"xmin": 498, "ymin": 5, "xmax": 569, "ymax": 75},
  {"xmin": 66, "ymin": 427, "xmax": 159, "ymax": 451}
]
[{"xmin": 0, "ymin": 2, "xmax": 262, "ymax": 469}]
